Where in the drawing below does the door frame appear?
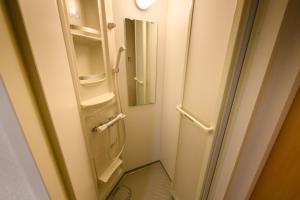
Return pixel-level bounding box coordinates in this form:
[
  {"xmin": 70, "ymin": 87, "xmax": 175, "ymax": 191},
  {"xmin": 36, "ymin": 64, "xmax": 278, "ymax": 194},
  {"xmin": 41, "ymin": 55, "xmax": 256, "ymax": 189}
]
[
  {"xmin": 200, "ymin": 0, "xmax": 259, "ymax": 199},
  {"xmin": 207, "ymin": 0, "xmax": 297, "ymax": 199},
  {"xmin": 0, "ymin": 2, "xmax": 68, "ymax": 198}
]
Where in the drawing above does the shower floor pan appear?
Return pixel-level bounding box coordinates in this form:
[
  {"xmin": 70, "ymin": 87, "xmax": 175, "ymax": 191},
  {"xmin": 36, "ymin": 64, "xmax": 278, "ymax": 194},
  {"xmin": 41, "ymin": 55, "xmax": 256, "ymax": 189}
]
[{"xmin": 108, "ymin": 162, "xmax": 172, "ymax": 200}]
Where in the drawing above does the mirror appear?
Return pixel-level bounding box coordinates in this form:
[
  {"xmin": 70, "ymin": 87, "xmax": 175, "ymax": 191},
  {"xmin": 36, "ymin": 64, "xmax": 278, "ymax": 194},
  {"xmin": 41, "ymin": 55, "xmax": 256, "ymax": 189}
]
[{"xmin": 125, "ymin": 18, "xmax": 158, "ymax": 106}]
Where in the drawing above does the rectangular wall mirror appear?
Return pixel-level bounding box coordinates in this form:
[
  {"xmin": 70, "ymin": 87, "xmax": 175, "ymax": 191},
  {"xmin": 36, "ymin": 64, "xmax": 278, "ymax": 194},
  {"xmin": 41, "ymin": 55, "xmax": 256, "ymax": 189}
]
[{"xmin": 125, "ymin": 18, "xmax": 158, "ymax": 106}]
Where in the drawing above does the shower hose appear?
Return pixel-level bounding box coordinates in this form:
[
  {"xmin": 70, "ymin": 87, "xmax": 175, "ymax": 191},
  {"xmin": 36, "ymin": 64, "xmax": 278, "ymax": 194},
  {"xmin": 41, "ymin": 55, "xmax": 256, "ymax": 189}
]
[{"xmin": 109, "ymin": 45, "xmax": 127, "ymax": 161}]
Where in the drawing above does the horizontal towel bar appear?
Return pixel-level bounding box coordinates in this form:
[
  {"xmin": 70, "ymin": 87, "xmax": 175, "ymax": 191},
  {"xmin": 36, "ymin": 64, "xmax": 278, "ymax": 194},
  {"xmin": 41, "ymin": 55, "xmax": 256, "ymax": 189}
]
[
  {"xmin": 176, "ymin": 105, "xmax": 214, "ymax": 133},
  {"xmin": 92, "ymin": 113, "xmax": 126, "ymax": 133}
]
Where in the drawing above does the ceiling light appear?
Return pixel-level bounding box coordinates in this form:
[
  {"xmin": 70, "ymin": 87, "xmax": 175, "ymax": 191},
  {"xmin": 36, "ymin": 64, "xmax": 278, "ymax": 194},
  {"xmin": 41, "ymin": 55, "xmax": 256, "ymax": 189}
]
[{"xmin": 136, "ymin": 0, "xmax": 156, "ymax": 10}]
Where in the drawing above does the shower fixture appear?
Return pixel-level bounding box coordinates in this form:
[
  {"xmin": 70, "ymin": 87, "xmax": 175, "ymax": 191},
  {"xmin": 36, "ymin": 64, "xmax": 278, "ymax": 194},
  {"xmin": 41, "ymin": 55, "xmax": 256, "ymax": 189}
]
[{"xmin": 113, "ymin": 45, "xmax": 126, "ymax": 74}]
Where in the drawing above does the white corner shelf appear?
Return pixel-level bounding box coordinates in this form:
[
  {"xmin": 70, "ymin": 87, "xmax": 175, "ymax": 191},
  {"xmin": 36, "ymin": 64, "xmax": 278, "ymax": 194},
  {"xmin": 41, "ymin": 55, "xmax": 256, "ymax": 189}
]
[
  {"xmin": 79, "ymin": 74, "xmax": 106, "ymax": 86},
  {"xmin": 98, "ymin": 158, "xmax": 123, "ymax": 183},
  {"xmin": 79, "ymin": 78, "xmax": 106, "ymax": 86},
  {"xmin": 70, "ymin": 24, "xmax": 100, "ymax": 35},
  {"xmin": 70, "ymin": 24, "xmax": 102, "ymax": 44},
  {"xmin": 80, "ymin": 93, "xmax": 115, "ymax": 108}
]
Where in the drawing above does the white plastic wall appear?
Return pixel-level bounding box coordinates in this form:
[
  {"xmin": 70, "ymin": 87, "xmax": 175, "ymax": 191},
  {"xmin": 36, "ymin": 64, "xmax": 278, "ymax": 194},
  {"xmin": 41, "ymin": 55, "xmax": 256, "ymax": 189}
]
[
  {"xmin": 112, "ymin": 0, "xmax": 169, "ymax": 170},
  {"xmin": 15, "ymin": 0, "xmax": 98, "ymax": 199},
  {"xmin": 159, "ymin": 0, "xmax": 193, "ymax": 179},
  {"xmin": 0, "ymin": 2, "xmax": 67, "ymax": 198}
]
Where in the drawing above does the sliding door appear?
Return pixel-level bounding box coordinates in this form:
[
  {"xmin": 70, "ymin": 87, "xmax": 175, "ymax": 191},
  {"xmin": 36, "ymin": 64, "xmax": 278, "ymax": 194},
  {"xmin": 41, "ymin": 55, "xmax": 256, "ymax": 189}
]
[{"xmin": 172, "ymin": 0, "xmax": 238, "ymax": 199}]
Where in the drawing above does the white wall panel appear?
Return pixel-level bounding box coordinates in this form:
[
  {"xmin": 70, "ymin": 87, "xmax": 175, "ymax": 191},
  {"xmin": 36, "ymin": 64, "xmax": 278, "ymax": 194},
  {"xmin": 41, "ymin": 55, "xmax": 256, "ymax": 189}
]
[
  {"xmin": 112, "ymin": 0, "xmax": 168, "ymax": 170},
  {"xmin": 16, "ymin": 0, "xmax": 97, "ymax": 199},
  {"xmin": 182, "ymin": 0, "xmax": 237, "ymax": 125},
  {"xmin": 0, "ymin": 2, "xmax": 67, "ymax": 198},
  {"xmin": 160, "ymin": 0, "xmax": 193, "ymax": 179}
]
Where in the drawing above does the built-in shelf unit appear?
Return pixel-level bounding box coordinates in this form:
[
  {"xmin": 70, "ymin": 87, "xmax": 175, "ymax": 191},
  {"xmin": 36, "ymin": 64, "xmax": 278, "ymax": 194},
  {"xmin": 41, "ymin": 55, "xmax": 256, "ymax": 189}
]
[
  {"xmin": 59, "ymin": 0, "xmax": 114, "ymax": 108},
  {"xmin": 72, "ymin": 34, "xmax": 105, "ymax": 82},
  {"xmin": 98, "ymin": 158, "xmax": 123, "ymax": 183},
  {"xmin": 80, "ymin": 92, "xmax": 115, "ymax": 108},
  {"xmin": 79, "ymin": 74, "xmax": 106, "ymax": 86},
  {"xmin": 58, "ymin": 0, "xmax": 123, "ymax": 199}
]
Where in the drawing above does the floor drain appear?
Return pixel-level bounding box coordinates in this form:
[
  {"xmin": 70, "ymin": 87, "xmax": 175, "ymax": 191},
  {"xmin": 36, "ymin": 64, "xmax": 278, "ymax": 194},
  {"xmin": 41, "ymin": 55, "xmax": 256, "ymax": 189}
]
[{"xmin": 109, "ymin": 185, "xmax": 132, "ymax": 200}]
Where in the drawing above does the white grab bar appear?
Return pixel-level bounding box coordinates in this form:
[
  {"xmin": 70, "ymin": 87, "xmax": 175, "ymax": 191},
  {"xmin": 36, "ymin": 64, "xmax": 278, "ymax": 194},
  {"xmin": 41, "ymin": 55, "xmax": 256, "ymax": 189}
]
[
  {"xmin": 93, "ymin": 113, "xmax": 126, "ymax": 133},
  {"xmin": 112, "ymin": 46, "xmax": 126, "ymax": 73},
  {"xmin": 176, "ymin": 105, "xmax": 214, "ymax": 133}
]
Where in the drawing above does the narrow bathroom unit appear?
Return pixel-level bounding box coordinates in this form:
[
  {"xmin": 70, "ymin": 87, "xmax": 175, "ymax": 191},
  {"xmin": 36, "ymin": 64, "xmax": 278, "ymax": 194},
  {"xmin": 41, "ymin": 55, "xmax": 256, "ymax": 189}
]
[{"xmin": 3, "ymin": 0, "xmax": 299, "ymax": 200}]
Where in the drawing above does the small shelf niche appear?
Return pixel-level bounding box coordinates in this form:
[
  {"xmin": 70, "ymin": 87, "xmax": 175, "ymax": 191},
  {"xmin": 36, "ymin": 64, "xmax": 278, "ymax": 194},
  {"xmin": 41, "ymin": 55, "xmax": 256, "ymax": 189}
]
[
  {"xmin": 65, "ymin": 0, "xmax": 100, "ymax": 30},
  {"xmin": 70, "ymin": 24, "xmax": 102, "ymax": 43},
  {"xmin": 79, "ymin": 73, "xmax": 106, "ymax": 86},
  {"xmin": 80, "ymin": 93, "xmax": 115, "ymax": 108},
  {"xmin": 98, "ymin": 158, "xmax": 123, "ymax": 183},
  {"xmin": 73, "ymin": 34, "xmax": 106, "ymax": 83}
]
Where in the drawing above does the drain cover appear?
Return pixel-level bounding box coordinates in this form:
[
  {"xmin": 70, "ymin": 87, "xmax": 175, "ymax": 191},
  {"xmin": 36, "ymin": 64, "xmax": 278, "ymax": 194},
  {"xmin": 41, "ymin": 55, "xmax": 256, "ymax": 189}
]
[{"xmin": 109, "ymin": 185, "xmax": 132, "ymax": 200}]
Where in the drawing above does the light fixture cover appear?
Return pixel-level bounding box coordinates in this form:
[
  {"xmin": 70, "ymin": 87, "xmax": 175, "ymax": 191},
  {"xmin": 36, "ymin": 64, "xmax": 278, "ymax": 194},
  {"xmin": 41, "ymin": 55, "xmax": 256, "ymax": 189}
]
[{"xmin": 136, "ymin": 0, "xmax": 156, "ymax": 10}]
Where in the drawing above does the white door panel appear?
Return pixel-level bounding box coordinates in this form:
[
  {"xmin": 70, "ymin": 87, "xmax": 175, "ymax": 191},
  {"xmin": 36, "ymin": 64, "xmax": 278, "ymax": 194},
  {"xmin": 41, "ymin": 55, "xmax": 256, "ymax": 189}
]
[{"xmin": 173, "ymin": 0, "xmax": 238, "ymax": 199}]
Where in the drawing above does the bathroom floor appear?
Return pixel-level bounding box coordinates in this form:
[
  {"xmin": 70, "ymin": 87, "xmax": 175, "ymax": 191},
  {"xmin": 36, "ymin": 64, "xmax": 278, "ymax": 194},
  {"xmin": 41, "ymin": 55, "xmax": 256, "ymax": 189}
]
[{"xmin": 108, "ymin": 162, "xmax": 172, "ymax": 200}]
